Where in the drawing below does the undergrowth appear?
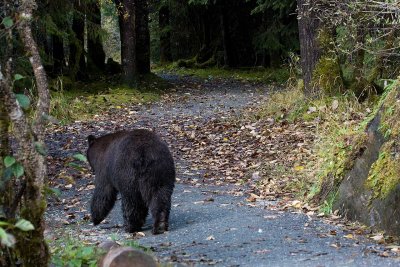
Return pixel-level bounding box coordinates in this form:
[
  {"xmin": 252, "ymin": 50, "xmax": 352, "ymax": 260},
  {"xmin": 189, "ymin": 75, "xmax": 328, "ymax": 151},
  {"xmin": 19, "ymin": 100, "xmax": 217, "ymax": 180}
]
[
  {"xmin": 50, "ymin": 74, "xmax": 167, "ymax": 124},
  {"xmin": 49, "ymin": 236, "xmax": 151, "ymax": 267},
  {"xmin": 50, "ymin": 238, "xmax": 103, "ymax": 267},
  {"xmin": 309, "ymin": 95, "xmax": 373, "ymax": 200},
  {"xmin": 153, "ymin": 64, "xmax": 290, "ymax": 84},
  {"xmin": 254, "ymin": 78, "xmax": 376, "ymax": 211}
]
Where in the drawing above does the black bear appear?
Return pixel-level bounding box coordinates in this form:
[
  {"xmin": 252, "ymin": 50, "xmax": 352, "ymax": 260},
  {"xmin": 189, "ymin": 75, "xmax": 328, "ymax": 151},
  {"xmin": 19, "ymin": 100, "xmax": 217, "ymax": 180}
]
[{"xmin": 86, "ymin": 129, "xmax": 175, "ymax": 234}]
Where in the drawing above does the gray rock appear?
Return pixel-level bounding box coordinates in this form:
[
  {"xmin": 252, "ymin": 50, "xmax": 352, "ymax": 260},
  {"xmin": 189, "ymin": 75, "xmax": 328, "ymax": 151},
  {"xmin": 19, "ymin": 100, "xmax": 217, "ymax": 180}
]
[
  {"xmin": 334, "ymin": 109, "xmax": 400, "ymax": 235},
  {"xmin": 98, "ymin": 241, "xmax": 120, "ymax": 252},
  {"xmin": 99, "ymin": 247, "xmax": 157, "ymax": 267}
]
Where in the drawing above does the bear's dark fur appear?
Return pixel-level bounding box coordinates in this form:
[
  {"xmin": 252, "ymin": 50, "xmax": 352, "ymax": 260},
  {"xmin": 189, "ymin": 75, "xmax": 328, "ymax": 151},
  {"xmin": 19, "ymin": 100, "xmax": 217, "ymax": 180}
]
[{"xmin": 86, "ymin": 129, "xmax": 175, "ymax": 234}]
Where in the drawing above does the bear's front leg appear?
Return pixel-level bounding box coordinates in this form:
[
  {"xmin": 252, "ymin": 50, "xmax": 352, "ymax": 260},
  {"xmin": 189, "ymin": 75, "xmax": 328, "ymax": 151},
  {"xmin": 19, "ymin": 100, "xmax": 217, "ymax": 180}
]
[
  {"xmin": 91, "ymin": 183, "xmax": 118, "ymax": 225},
  {"xmin": 121, "ymin": 191, "xmax": 148, "ymax": 233}
]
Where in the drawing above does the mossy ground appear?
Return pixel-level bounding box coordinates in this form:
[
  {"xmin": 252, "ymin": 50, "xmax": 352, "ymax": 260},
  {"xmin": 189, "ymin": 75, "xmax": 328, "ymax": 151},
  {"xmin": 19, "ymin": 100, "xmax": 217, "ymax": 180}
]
[
  {"xmin": 153, "ymin": 64, "xmax": 290, "ymax": 84},
  {"xmin": 50, "ymin": 74, "xmax": 169, "ymax": 124}
]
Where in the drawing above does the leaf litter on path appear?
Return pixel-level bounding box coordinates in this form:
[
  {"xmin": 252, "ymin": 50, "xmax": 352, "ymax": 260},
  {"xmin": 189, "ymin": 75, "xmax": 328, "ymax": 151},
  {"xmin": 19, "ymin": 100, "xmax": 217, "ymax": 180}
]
[{"xmin": 45, "ymin": 75, "xmax": 400, "ymax": 261}]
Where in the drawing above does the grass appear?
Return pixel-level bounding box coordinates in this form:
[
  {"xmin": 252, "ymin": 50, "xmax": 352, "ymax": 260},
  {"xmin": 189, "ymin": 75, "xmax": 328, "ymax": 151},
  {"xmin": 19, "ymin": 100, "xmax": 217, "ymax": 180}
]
[
  {"xmin": 319, "ymin": 191, "xmax": 338, "ymax": 215},
  {"xmin": 252, "ymin": 78, "xmax": 377, "ymax": 208},
  {"xmin": 308, "ymin": 95, "xmax": 375, "ymax": 203},
  {"xmin": 50, "ymin": 74, "xmax": 169, "ymax": 124},
  {"xmin": 153, "ymin": 64, "xmax": 290, "ymax": 84},
  {"xmin": 254, "ymin": 81, "xmax": 306, "ymax": 122}
]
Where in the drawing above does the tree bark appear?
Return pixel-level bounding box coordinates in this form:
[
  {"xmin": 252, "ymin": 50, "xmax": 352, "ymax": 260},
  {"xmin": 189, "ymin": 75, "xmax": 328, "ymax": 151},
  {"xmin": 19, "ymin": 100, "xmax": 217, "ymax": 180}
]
[
  {"xmin": 135, "ymin": 0, "xmax": 150, "ymax": 74},
  {"xmin": 220, "ymin": 12, "xmax": 234, "ymax": 67},
  {"xmin": 69, "ymin": 2, "xmax": 86, "ymax": 80},
  {"xmin": 297, "ymin": 0, "xmax": 321, "ymax": 96},
  {"xmin": 115, "ymin": 0, "xmax": 137, "ymax": 86},
  {"xmin": 51, "ymin": 35, "xmax": 65, "ymax": 75},
  {"xmin": 87, "ymin": 1, "xmax": 106, "ymax": 72},
  {"xmin": 159, "ymin": 4, "xmax": 172, "ymax": 64},
  {"xmin": 12, "ymin": 0, "xmax": 50, "ymax": 265}
]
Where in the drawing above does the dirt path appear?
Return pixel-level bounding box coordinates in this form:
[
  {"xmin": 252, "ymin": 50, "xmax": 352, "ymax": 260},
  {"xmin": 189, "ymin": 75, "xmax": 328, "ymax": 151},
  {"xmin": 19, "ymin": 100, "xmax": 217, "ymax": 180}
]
[{"xmin": 45, "ymin": 74, "xmax": 400, "ymax": 266}]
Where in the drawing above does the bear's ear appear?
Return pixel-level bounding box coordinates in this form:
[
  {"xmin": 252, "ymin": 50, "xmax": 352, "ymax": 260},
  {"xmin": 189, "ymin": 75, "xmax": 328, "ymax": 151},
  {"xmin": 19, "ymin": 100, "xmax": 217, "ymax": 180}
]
[{"xmin": 87, "ymin": 135, "xmax": 96, "ymax": 146}]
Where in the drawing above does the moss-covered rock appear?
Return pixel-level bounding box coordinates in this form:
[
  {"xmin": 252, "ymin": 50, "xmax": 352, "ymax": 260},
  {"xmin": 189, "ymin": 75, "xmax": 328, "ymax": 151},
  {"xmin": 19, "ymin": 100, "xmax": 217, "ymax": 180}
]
[{"xmin": 333, "ymin": 81, "xmax": 400, "ymax": 235}]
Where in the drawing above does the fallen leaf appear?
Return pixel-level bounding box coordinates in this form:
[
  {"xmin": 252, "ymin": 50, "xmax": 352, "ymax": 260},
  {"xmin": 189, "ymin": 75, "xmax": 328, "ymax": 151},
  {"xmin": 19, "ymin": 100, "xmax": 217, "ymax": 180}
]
[
  {"xmin": 344, "ymin": 234, "xmax": 354, "ymax": 239},
  {"xmin": 206, "ymin": 235, "xmax": 215, "ymax": 241},
  {"xmin": 332, "ymin": 100, "xmax": 339, "ymax": 110}
]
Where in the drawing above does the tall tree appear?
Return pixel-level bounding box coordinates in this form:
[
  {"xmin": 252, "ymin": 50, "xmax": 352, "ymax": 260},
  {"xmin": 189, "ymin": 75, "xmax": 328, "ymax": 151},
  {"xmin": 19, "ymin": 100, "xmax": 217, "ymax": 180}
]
[
  {"xmin": 135, "ymin": 0, "xmax": 151, "ymax": 73},
  {"xmin": 115, "ymin": 0, "xmax": 150, "ymax": 85},
  {"xmin": 159, "ymin": 2, "xmax": 172, "ymax": 63},
  {"xmin": 69, "ymin": 1, "xmax": 86, "ymax": 80},
  {"xmin": 87, "ymin": 0, "xmax": 106, "ymax": 72},
  {"xmin": 297, "ymin": 0, "xmax": 321, "ymax": 96},
  {"xmin": 115, "ymin": 0, "xmax": 137, "ymax": 85},
  {"xmin": 218, "ymin": 0, "xmax": 234, "ymax": 67}
]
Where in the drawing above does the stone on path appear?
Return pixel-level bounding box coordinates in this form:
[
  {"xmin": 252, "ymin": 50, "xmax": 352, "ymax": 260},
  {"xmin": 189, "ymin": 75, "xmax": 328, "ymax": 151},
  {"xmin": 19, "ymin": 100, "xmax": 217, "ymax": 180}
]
[{"xmin": 99, "ymin": 246, "xmax": 157, "ymax": 267}]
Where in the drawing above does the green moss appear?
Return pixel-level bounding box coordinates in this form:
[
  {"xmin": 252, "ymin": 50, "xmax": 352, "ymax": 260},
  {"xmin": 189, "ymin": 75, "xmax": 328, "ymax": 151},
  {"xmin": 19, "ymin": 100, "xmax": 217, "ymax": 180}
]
[
  {"xmin": 313, "ymin": 131, "xmax": 368, "ymax": 201},
  {"xmin": 312, "ymin": 56, "xmax": 344, "ymax": 96},
  {"xmin": 154, "ymin": 65, "xmax": 290, "ymax": 84},
  {"xmin": 311, "ymin": 27, "xmax": 345, "ymax": 96},
  {"xmin": 366, "ymin": 146, "xmax": 399, "ymax": 199},
  {"xmin": 15, "ymin": 199, "xmax": 49, "ymax": 266},
  {"xmin": 317, "ymin": 28, "xmax": 335, "ymax": 52},
  {"xmin": 365, "ymin": 81, "xmax": 400, "ymax": 199}
]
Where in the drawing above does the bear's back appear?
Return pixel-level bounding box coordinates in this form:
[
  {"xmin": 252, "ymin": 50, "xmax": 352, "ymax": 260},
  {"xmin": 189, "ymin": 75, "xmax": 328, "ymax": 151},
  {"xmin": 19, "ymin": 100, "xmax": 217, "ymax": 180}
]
[{"xmin": 93, "ymin": 130, "xmax": 175, "ymax": 187}]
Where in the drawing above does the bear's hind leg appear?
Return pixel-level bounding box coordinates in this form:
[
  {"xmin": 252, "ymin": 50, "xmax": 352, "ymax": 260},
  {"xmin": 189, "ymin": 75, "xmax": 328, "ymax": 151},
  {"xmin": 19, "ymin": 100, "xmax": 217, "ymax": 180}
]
[
  {"xmin": 91, "ymin": 184, "xmax": 118, "ymax": 225},
  {"xmin": 149, "ymin": 188, "xmax": 172, "ymax": 235},
  {"xmin": 121, "ymin": 192, "xmax": 148, "ymax": 233}
]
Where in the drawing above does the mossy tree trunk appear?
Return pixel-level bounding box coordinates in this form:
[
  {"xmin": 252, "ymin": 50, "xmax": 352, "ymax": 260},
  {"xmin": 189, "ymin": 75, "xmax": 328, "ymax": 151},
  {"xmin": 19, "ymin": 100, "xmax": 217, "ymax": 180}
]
[
  {"xmin": 0, "ymin": 0, "xmax": 50, "ymax": 265},
  {"xmin": 297, "ymin": 0, "xmax": 321, "ymax": 96}
]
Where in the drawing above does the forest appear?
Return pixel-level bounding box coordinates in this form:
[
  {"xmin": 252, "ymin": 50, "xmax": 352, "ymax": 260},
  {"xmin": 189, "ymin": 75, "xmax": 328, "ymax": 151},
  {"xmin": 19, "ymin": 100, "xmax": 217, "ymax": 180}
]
[{"xmin": 1, "ymin": 0, "xmax": 400, "ymax": 266}]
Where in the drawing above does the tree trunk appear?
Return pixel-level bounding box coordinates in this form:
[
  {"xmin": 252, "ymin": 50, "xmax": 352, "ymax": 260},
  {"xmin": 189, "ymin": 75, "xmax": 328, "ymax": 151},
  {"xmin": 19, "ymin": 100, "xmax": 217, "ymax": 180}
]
[
  {"xmin": 14, "ymin": 0, "xmax": 50, "ymax": 265},
  {"xmin": 197, "ymin": 13, "xmax": 213, "ymax": 63},
  {"xmin": 115, "ymin": 0, "xmax": 137, "ymax": 86},
  {"xmin": 87, "ymin": 1, "xmax": 106, "ymax": 72},
  {"xmin": 220, "ymin": 13, "xmax": 230, "ymax": 67},
  {"xmin": 52, "ymin": 35, "xmax": 65, "ymax": 75},
  {"xmin": 135, "ymin": 0, "xmax": 150, "ymax": 74},
  {"xmin": 69, "ymin": 2, "xmax": 86, "ymax": 81},
  {"xmin": 297, "ymin": 0, "xmax": 321, "ymax": 96},
  {"xmin": 159, "ymin": 4, "xmax": 172, "ymax": 64}
]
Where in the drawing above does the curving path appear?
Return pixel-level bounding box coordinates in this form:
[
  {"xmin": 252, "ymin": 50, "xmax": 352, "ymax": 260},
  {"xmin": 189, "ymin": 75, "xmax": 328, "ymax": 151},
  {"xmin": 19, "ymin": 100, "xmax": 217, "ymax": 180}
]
[{"xmin": 45, "ymin": 74, "xmax": 400, "ymax": 266}]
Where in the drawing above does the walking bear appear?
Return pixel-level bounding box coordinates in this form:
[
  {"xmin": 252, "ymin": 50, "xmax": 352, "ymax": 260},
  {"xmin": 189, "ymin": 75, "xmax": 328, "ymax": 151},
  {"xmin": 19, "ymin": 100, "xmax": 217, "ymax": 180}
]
[{"xmin": 86, "ymin": 129, "xmax": 175, "ymax": 234}]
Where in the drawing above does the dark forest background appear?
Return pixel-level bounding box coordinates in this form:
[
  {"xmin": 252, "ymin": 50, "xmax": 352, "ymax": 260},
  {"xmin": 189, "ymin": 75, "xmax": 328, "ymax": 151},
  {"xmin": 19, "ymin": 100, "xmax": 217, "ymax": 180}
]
[{"xmin": 8, "ymin": 0, "xmax": 298, "ymax": 85}]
